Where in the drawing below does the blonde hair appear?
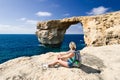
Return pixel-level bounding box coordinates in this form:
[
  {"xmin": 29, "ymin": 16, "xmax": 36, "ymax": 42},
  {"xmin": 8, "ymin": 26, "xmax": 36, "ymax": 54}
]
[{"xmin": 69, "ymin": 41, "xmax": 76, "ymax": 50}]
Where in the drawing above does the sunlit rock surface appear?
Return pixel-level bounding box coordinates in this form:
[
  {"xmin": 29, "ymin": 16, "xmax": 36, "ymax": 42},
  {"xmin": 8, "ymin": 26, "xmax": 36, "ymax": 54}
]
[
  {"xmin": 0, "ymin": 45, "xmax": 120, "ymax": 80},
  {"xmin": 36, "ymin": 11, "xmax": 120, "ymax": 46}
]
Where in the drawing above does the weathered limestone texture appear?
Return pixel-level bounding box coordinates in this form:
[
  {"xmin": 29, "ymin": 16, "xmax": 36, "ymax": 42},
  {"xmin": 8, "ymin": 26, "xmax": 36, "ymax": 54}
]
[
  {"xmin": 36, "ymin": 11, "xmax": 120, "ymax": 46},
  {"xmin": 0, "ymin": 45, "xmax": 120, "ymax": 80}
]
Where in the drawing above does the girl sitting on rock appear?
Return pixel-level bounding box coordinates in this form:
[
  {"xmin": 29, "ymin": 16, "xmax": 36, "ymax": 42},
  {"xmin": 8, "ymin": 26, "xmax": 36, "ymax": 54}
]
[{"xmin": 43, "ymin": 41, "xmax": 81, "ymax": 69}]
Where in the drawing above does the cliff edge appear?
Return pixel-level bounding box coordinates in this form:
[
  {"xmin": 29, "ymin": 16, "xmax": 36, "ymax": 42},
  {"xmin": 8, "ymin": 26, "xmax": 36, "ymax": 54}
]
[{"xmin": 0, "ymin": 45, "xmax": 120, "ymax": 80}]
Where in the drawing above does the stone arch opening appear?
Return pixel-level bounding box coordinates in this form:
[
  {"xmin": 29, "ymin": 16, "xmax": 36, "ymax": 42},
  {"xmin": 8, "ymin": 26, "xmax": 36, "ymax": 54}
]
[
  {"xmin": 66, "ymin": 23, "xmax": 83, "ymax": 34},
  {"xmin": 61, "ymin": 22, "xmax": 86, "ymax": 51}
]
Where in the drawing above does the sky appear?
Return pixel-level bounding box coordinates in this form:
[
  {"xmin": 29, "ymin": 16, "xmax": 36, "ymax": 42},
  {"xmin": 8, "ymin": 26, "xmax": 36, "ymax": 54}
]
[{"xmin": 0, "ymin": 0, "xmax": 120, "ymax": 34}]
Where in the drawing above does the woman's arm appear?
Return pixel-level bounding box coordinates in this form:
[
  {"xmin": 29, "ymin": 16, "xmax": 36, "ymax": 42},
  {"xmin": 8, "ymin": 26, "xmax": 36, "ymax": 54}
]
[{"xmin": 60, "ymin": 52, "xmax": 74, "ymax": 60}]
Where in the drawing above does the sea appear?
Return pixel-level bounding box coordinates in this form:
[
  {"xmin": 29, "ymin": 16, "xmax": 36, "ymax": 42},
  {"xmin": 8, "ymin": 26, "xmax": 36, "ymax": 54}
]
[{"xmin": 0, "ymin": 34, "xmax": 86, "ymax": 64}]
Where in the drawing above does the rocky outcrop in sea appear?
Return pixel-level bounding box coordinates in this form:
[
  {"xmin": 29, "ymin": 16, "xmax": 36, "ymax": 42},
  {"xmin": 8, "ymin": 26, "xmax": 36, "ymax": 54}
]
[{"xmin": 36, "ymin": 11, "xmax": 120, "ymax": 47}]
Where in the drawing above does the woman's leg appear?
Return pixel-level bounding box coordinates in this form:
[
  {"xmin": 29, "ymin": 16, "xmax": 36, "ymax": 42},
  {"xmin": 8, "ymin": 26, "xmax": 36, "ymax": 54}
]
[
  {"xmin": 48, "ymin": 59, "xmax": 69, "ymax": 68},
  {"xmin": 58, "ymin": 60, "xmax": 69, "ymax": 67}
]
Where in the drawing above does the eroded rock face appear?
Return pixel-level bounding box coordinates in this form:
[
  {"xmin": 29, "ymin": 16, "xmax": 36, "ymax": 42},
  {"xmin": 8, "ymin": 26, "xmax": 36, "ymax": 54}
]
[{"xmin": 36, "ymin": 11, "xmax": 120, "ymax": 46}]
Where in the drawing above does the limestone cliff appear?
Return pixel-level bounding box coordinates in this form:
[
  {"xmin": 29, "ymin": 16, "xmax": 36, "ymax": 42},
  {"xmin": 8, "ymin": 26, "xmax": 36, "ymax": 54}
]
[
  {"xmin": 36, "ymin": 11, "xmax": 120, "ymax": 46},
  {"xmin": 0, "ymin": 45, "xmax": 120, "ymax": 80}
]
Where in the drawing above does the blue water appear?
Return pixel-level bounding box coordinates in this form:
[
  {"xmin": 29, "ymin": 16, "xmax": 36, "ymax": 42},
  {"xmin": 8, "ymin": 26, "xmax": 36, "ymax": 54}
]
[{"xmin": 0, "ymin": 34, "xmax": 86, "ymax": 64}]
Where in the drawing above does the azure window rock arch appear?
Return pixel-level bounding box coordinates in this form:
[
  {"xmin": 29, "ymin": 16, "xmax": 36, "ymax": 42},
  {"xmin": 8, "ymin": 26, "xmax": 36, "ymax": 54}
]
[{"xmin": 36, "ymin": 11, "xmax": 120, "ymax": 47}]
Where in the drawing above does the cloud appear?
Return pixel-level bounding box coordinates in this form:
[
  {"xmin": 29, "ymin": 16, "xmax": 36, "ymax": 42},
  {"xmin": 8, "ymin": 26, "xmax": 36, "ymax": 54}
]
[
  {"xmin": 63, "ymin": 13, "xmax": 70, "ymax": 16},
  {"xmin": 36, "ymin": 11, "xmax": 52, "ymax": 17},
  {"xmin": 87, "ymin": 6, "xmax": 109, "ymax": 15},
  {"xmin": 0, "ymin": 24, "xmax": 35, "ymax": 34},
  {"xmin": 19, "ymin": 17, "xmax": 27, "ymax": 21},
  {"xmin": 19, "ymin": 18, "xmax": 38, "ymax": 25},
  {"xmin": 26, "ymin": 20, "xmax": 38, "ymax": 25}
]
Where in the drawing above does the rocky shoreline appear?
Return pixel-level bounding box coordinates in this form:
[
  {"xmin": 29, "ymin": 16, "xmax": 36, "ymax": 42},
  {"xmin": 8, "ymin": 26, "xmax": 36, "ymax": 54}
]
[{"xmin": 0, "ymin": 45, "xmax": 120, "ymax": 80}]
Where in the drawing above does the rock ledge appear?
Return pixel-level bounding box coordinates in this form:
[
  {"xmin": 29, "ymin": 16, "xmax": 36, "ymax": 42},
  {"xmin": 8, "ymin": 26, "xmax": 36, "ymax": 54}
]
[{"xmin": 0, "ymin": 45, "xmax": 120, "ymax": 80}]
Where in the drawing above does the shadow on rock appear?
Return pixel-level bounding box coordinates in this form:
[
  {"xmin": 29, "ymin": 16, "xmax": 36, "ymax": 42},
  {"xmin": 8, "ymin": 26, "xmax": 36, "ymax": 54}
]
[
  {"xmin": 80, "ymin": 64, "xmax": 101, "ymax": 74},
  {"xmin": 81, "ymin": 54, "xmax": 105, "ymax": 69}
]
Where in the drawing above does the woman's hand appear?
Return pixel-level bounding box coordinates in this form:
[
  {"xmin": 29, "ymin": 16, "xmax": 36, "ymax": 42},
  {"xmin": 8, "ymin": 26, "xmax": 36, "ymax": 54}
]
[{"xmin": 57, "ymin": 54, "xmax": 62, "ymax": 60}]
